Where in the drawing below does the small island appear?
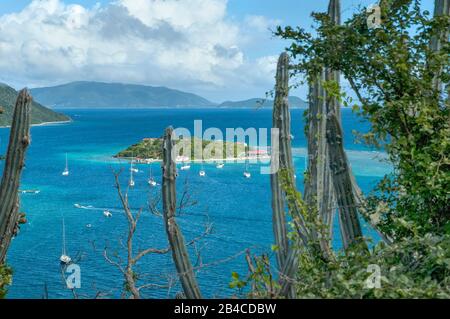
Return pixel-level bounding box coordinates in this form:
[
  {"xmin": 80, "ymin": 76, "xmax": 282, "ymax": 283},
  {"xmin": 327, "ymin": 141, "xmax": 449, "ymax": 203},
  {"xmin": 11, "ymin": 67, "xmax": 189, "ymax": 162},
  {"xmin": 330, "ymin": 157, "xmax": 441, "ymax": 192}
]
[{"xmin": 115, "ymin": 137, "xmax": 269, "ymax": 163}]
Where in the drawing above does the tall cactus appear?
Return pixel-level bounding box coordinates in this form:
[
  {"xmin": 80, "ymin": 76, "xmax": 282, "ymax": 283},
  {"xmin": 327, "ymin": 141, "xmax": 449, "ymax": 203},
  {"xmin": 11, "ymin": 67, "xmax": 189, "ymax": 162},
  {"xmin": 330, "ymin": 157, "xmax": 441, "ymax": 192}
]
[
  {"xmin": 270, "ymin": 52, "xmax": 297, "ymax": 298},
  {"xmin": 305, "ymin": 0, "xmax": 341, "ymax": 244},
  {"xmin": 0, "ymin": 89, "xmax": 32, "ymax": 263},
  {"xmin": 271, "ymin": 52, "xmax": 292, "ymax": 270},
  {"xmin": 162, "ymin": 127, "xmax": 202, "ymax": 299},
  {"xmin": 326, "ymin": 113, "xmax": 365, "ymax": 249}
]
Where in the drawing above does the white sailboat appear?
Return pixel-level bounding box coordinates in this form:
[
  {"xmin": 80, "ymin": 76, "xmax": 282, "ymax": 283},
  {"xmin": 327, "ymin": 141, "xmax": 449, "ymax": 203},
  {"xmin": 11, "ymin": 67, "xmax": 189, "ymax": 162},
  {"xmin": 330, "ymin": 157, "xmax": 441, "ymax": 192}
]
[
  {"xmin": 243, "ymin": 160, "xmax": 251, "ymax": 178},
  {"xmin": 60, "ymin": 218, "xmax": 72, "ymax": 264},
  {"xmin": 103, "ymin": 210, "xmax": 112, "ymax": 218},
  {"xmin": 199, "ymin": 162, "xmax": 206, "ymax": 177},
  {"xmin": 180, "ymin": 159, "xmax": 191, "ymax": 170},
  {"xmin": 148, "ymin": 166, "xmax": 157, "ymax": 187},
  {"xmin": 129, "ymin": 160, "xmax": 135, "ymax": 187},
  {"xmin": 216, "ymin": 162, "xmax": 224, "ymax": 169},
  {"xmin": 62, "ymin": 153, "xmax": 69, "ymax": 176}
]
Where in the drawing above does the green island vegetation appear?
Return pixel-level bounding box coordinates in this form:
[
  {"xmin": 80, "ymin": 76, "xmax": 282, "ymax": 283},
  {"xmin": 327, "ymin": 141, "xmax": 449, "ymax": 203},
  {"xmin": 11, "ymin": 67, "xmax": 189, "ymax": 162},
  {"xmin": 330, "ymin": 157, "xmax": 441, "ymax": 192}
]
[
  {"xmin": 0, "ymin": 83, "xmax": 70, "ymax": 126},
  {"xmin": 115, "ymin": 137, "xmax": 251, "ymax": 160}
]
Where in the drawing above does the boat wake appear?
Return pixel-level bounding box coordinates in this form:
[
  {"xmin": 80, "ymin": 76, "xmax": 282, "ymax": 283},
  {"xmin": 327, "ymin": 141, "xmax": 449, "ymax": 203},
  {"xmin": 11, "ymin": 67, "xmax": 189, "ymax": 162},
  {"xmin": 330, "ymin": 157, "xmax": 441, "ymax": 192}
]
[{"xmin": 73, "ymin": 203, "xmax": 125, "ymax": 214}]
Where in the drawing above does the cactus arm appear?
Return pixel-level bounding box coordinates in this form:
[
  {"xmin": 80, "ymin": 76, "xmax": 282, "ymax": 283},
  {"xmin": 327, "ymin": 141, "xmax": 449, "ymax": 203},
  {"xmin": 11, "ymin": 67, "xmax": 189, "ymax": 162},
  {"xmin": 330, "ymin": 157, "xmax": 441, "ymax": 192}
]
[
  {"xmin": 0, "ymin": 89, "xmax": 32, "ymax": 263},
  {"xmin": 326, "ymin": 113, "xmax": 365, "ymax": 249},
  {"xmin": 162, "ymin": 127, "xmax": 202, "ymax": 299},
  {"xmin": 271, "ymin": 52, "xmax": 292, "ymax": 270}
]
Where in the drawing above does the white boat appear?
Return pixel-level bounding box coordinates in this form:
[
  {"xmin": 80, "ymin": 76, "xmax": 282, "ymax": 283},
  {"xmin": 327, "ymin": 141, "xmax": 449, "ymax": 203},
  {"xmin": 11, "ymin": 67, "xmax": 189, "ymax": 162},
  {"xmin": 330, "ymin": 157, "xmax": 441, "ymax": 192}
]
[
  {"xmin": 243, "ymin": 161, "xmax": 251, "ymax": 178},
  {"xmin": 129, "ymin": 160, "xmax": 135, "ymax": 187},
  {"xmin": 74, "ymin": 204, "xmax": 82, "ymax": 208},
  {"xmin": 148, "ymin": 167, "xmax": 157, "ymax": 187},
  {"xmin": 60, "ymin": 218, "xmax": 72, "ymax": 264},
  {"xmin": 216, "ymin": 163, "xmax": 224, "ymax": 169},
  {"xmin": 62, "ymin": 153, "xmax": 69, "ymax": 176},
  {"xmin": 103, "ymin": 210, "xmax": 112, "ymax": 218},
  {"xmin": 180, "ymin": 164, "xmax": 191, "ymax": 170},
  {"xmin": 21, "ymin": 189, "xmax": 40, "ymax": 194},
  {"xmin": 199, "ymin": 162, "xmax": 206, "ymax": 177},
  {"xmin": 86, "ymin": 224, "xmax": 93, "ymax": 228}
]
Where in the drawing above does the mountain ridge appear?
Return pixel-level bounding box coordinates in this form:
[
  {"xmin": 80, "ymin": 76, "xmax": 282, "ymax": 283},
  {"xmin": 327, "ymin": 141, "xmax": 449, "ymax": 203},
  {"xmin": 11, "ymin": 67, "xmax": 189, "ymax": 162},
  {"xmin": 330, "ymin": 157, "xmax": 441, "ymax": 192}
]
[
  {"xmin": 30, "ymin": 81, "xmax": 308, "ymax": 109},
  {"xmin": 31, "ymin": 81, "xmax": 215, "ymax": 108},
  {"xmin": 218, "ymin": 96, "xmax": 308, "ymax": 109}
]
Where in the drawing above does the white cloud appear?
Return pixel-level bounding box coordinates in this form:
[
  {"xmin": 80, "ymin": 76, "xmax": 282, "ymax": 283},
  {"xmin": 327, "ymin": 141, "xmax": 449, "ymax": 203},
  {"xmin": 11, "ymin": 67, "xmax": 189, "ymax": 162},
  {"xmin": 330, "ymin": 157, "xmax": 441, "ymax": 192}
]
[
  {"xmin": 245, "ymin": 15, "xmax": 281, "ymax": 32},
  {"xmin": 0, "ymin": 0, "xmax": 284, "ymax": 100}
]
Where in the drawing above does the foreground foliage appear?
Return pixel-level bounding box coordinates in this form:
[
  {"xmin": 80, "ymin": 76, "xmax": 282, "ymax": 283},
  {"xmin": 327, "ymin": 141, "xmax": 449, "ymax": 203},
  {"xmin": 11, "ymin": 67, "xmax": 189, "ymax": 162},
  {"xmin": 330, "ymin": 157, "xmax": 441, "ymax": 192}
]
[
  {"xmin": 0, "ymin": 265, "xmax": 12, "ymax": 299},
  {"xmin": 232, "ymin": 0, "xmax": 449, "ymax": 299},
  {"xmin": 276, "ymin": 0, "xmax": 449, "ymax": 239}
]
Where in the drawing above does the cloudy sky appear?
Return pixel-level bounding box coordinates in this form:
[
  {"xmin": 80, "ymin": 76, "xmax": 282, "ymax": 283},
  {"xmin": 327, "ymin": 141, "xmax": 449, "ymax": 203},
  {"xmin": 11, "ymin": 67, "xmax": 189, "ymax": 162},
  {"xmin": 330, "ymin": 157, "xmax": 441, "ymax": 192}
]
[{"xmin": 0, "ymin": 0, "xmax": 404, "ymax": 102}]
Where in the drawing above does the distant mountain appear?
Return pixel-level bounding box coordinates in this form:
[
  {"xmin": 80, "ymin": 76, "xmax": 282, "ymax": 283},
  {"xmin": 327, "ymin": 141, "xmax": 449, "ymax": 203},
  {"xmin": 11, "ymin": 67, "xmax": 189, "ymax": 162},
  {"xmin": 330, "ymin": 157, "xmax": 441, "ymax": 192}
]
[
  {"xmin": 218, "ymin": 96, "xmax": 308, "ymax": 109},
  {"xmin": 31, "ymin": 81, "xmax": 215, "ymax": 108},
  {"xmin": 0, "ymin": 83, "xmax": 70, "ymax": 127}
]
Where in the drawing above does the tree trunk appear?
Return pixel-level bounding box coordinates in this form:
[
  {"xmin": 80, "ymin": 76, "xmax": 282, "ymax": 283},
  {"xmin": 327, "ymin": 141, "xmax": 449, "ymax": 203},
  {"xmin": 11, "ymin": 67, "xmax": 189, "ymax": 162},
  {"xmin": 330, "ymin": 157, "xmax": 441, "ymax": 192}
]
[{"xmin": 270, "ymin": 52, "xmax": 297, "ymax": 298}]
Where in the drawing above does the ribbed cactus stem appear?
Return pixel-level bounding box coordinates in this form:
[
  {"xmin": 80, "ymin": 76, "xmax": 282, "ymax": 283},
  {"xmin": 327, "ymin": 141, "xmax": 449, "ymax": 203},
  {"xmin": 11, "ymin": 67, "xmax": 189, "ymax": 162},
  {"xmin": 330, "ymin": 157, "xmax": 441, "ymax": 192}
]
[
  {"xmin": 0, "ymin": 89, "xmax": 32, "ymax": 264},
  {"xmin": 271, "ymin": 52, "xmax": 297, "ymax": 298},
  {"xmin": 430, "ymin": 0, "xmax": 449, "ymax": 91},
  {"xmin": 305, "ymin": 0, "xmax": 341, "ymax": 246},
  {"xmin": 162, "ymin": 127, "xmax": 202, "ymax": 299},
  {"xmin": 271, "ymin": 52, "xmax": 292, "ymax": 269},
  {"xmin": 326, "ymin": 113, "xmax": 365, "ymax": 249}
]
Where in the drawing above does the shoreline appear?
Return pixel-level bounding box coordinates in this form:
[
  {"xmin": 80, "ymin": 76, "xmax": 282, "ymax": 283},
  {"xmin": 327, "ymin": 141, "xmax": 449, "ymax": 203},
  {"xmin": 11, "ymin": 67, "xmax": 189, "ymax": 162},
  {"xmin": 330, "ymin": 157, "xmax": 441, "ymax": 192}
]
[
  {"xmin": 115, "ymin": 155, "xmax": 271, "ymax": 164},
  {"xmin": 0, "ymin": 119, "xmax": 72, "ymax": 129}
]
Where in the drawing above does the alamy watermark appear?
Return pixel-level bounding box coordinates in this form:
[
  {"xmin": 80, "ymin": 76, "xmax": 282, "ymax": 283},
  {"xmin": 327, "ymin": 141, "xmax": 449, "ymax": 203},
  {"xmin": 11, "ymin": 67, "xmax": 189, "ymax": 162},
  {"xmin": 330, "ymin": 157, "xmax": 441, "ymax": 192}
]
[
  {"xmin": 65, "ymin": 264, "xmax": 81, "ymax": 289},
  {"xmin": 169, "ymin": 120, "xmax": 281, "ymax": 175},
  {"xmin": 365, "ymin": 264, "xmax": 381, "ymax": 289}
]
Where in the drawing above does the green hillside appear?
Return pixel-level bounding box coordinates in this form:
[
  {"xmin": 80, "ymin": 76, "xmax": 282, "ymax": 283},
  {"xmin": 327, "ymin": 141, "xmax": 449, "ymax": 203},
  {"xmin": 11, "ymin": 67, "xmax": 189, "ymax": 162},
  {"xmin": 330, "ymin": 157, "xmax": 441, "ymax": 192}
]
[{"xmin": 0, "ymin": 83, "xmax": 70, "ymax": 126}]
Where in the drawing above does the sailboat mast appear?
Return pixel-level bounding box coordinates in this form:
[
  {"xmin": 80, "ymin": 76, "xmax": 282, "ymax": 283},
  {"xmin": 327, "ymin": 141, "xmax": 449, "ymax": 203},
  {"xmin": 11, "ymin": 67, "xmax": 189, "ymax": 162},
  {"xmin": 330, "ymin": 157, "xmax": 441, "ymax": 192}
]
[
  {"xmin": 130, "ymin": 159, "xmax": 134, "ymax": 182},
  {"xmin": 62, "ymin": 218, "xmax": 66, "ymax": 256}
]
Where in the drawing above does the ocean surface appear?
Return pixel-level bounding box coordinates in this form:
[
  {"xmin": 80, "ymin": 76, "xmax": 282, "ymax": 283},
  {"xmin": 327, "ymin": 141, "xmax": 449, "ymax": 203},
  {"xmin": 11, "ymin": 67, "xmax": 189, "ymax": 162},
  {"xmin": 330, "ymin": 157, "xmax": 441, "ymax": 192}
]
[{"xmin": 0, "ymin": 108, "xmax": 391, "ymax": 299}]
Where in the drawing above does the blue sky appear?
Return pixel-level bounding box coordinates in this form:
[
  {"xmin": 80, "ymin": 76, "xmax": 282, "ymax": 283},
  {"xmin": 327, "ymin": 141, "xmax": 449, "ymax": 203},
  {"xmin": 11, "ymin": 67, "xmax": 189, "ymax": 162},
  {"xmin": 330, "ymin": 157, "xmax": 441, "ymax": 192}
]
[{"xmin": 0, "ymin": 0, "xmax": 436, "ymax": 102}]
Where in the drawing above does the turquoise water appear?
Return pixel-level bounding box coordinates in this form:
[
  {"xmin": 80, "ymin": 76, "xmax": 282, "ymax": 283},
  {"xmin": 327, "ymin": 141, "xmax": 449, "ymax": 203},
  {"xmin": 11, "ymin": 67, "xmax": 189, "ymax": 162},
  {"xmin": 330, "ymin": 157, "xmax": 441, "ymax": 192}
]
[{"xmin": 0, "ymin": 108, "xmax": 390, "ymax": 299}]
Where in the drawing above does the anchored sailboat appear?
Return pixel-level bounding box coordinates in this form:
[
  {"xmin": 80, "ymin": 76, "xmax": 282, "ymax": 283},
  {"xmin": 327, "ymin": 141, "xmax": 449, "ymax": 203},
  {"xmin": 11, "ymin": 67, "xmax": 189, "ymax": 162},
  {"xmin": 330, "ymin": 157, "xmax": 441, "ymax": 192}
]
[
  {"xmin": 60, "ymin": 218, "xmax": 72, "ymax": 264},
  {"xmin": 62, "ymin": 153, "xmax": 69, "ymax": 176},
  {"xmin": 180, "ymin": 158, "xmax": 191, "ymax": 170},
  {"xmin": 243, "ymin": 160, "xmax": 251, "ymax": 179},
  {"xmin": 216, "ymin": 162, "xmax": 224, "ymax": 169},
  {"xmin": 199, "ymin": 162, "xmax": 206, "ymax": 177},
  {"xmin": 148, "ymin": 166, "xmax": 157, "ymax": 187},
  {"xmin": 129, "ymin": 160, "xmax": 135, "ymax": 187}
]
